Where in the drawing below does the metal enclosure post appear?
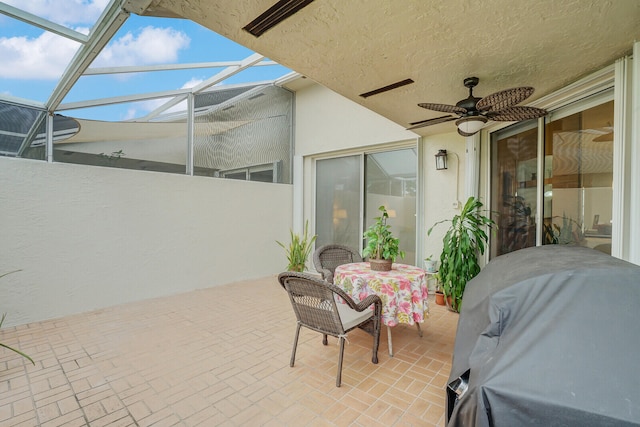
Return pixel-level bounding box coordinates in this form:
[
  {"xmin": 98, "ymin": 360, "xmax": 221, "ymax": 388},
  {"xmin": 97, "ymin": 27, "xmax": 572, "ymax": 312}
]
[{"xmin": 186, "ymin": 92, "xmax": 194, "ymax": 176}]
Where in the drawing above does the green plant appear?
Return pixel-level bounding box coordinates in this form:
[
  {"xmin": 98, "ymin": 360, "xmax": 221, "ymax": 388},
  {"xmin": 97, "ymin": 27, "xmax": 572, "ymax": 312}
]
[
  {"xmin": 276, "ymin": 220, "xmax": 317, "ymax": 272},
  {"xmin": 428, "ymin": 197, "xmax": 495, "ymax": 312},
  {"xmin": 553, "ymin": 214, "xmax": 585, "ymax": 245},
  {"xmin": 362, "ymin": 206, "xmax": 405, "ymax": 261},
  {"xmin": 0, "ymin": 271, "xmax": 34, "ymax": 365}
]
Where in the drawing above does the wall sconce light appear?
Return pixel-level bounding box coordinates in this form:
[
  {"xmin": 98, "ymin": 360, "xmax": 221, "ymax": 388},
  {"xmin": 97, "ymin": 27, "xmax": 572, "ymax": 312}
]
[{"xmin": 435, "ymin": 149, "xmax": 448, "ymax": 170}]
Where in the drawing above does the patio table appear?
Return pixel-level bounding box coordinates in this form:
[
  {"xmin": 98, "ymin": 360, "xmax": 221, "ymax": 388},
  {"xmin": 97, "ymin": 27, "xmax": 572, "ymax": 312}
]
[{"xmin": 334, "ymin": 262, "xmax": 429, "ymax": 356}]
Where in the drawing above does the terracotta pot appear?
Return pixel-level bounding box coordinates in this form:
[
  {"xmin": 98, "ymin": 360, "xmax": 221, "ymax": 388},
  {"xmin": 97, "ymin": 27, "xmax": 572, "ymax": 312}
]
[
  {"xmin": 369, "ymin": 258, "xmax": 392, "ymax": 271},
  {"xmin": 435, "ymin": 291, "xmax": 445, "ymax": 306}
]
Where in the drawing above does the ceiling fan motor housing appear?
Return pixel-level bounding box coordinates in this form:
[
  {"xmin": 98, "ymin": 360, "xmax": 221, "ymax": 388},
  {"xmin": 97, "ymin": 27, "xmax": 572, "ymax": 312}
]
[{"xmin": 456, "ymin": 96, "xmax": 481, "ymax": 115}]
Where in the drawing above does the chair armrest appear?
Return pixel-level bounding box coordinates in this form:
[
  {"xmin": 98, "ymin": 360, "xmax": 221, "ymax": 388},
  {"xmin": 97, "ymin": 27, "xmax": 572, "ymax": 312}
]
[
  {"xmin": 356, "ymin": 294, "xmax": 382, "ymax": 312},
  {"xmin": 318, "ymin": 268, "xmax": 333, "ymax": 282},
  {"xmin": 329, "ymin": 283, "xmax": 381, "ymax": 312}
]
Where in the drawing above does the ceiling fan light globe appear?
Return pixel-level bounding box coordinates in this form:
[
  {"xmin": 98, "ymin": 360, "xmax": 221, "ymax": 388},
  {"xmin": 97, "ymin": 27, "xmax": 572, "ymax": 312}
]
[{"xmin": 456, "ymin": 116, "xmax": 487, "ymax": 136}]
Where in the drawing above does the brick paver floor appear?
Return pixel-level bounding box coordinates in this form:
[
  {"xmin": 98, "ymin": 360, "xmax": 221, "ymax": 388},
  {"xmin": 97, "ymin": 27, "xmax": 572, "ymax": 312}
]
[{"xmin": 0, "ymin": 276, "xmax": 458, "ymax": 426}]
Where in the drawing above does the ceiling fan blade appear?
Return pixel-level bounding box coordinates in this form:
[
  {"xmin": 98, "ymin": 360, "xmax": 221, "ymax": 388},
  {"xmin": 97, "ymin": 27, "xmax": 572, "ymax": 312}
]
[
  {"xmin": 476, "ymin": 87, "xmax": 535, "ymax": 111},
  {"xmin": 407, "ymin": 115, "xmax": 457, "ymax": 130},
  {"xmin": 418, "ymin": 103, "xmax": 467, "ymax": 114},
  {"xmin": 488, "ymin": 106, "xmax": 548, "ymax": 121}
]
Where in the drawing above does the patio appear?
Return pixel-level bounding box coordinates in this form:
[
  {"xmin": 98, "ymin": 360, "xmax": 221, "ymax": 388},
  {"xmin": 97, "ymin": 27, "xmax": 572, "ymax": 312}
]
[{"xmin": 0, "ymin": 276, "xmax": 458, "ymax": 426}]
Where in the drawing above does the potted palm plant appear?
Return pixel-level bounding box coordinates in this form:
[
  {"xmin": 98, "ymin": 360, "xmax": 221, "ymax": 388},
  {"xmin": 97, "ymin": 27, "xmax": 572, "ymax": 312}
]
[
  {"xmin": 1, "ymin": 313, "xmax": 34, "ymax": 365},
  {"xmin": 276, "ymin": 220, "xmax": 317, "ymax": 272},
  {"xmin": 428, "ymin": 197, "xmax": 495, "ymax": 312},
  {"xmin": 1, "ymin": 271, "xmax": 34, "ymax": 365},
  {"xmin": 362, "ymin": 206, "xmax": 405, "ymax": 271}
]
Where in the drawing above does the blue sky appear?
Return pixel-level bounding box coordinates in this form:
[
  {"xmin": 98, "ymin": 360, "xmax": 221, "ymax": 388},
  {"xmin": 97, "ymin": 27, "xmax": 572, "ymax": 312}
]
[{"xmin": 0, "ymin": 0, "xmax": 291, "ymax": 120}]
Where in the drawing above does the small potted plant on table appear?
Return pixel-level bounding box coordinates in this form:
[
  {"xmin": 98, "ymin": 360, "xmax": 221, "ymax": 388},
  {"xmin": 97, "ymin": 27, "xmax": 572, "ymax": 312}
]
[{"xmin": 362, "ymin": 206, "xmax": 405, "ymax": 271}]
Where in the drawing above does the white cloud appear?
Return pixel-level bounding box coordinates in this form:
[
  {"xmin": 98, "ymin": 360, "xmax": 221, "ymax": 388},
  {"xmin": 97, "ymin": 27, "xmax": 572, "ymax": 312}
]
[
  {"xmin": 0, "ymin": 31, "xmax": 81, "ymax": 79},
  {"xmin": 181, "ymin": 78, "xmax": 204, "ymax": 89},
  {"xmin": 122, "ymin": 107, "xmax": 138, "ymax": 121},
  {"xmin": 3, "ymin": 0, "xmax": 109, "ymax": 26},
  {"xmin": 93, "ymin": 26, "xmax": 190, "ymax": 67},
  {"xmin": 0, "ymin": 26, "xmax": 190, "ymax": 80},
  {"xmin": 120, "ymin": 100, "xmax": 185, "ymax": 121}
]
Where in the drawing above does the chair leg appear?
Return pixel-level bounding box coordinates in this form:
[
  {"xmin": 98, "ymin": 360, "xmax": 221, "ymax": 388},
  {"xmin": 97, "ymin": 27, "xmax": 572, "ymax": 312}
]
[
  {"xmin": 323, "ymin": 334, "xmax": 328, "ymax": 345},
  {"xmin": 290, "ymin": 324, "xmax": 301, "ymax": 367},
  {"xmin": 372, "ymin": 330, "xmax": 380, "ymax": 364},
  {"xmin": 371, "ymin": 303, "xmax": 381, "ymax": 364},
  {"xmin": 336, "ymin": 336, "xmax": 345, "ymax": 387}
]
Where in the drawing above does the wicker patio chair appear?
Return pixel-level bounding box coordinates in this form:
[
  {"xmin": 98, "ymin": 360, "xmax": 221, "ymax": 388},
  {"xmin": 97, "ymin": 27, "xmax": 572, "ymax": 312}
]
[
  {"xmin": 278, "ymin": 271, "xmax": 381, "ymax": 387},
  {"xmin": 313, "ymin": 244, "xmax": 363, "ymax": 283}
]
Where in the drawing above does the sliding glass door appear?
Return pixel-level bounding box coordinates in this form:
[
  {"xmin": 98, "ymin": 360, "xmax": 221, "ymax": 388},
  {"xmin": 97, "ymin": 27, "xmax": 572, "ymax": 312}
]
[
  {"xmin": 315, "ymin": 147, "xmax": 417, "ymax": 265},
  {"xmin": 490, "ymin": 94, "xmax": 614, "ymax": 258}
]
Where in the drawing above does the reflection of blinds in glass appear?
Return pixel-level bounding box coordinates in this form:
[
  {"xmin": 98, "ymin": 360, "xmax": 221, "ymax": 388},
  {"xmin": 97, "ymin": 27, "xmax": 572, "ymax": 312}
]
[{"xmin": 551, "ymin": 131, "xmax": 613, "ymax": 176}]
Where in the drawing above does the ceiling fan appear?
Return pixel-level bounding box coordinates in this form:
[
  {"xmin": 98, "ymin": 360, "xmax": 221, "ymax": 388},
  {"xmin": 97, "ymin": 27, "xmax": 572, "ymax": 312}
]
[{"xmin": 408, "ymin": 77, "xmax": 547, "ymax": 136}]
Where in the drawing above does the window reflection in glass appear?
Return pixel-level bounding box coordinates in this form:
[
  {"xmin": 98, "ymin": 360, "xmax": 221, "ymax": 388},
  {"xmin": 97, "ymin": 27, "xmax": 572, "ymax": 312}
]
[
  {"xmin": 490, "ymin": 123, "xmax": 538, "ymax": 258},
  {"xmin": 543, "ymin": 101, "xmax": 613, "ymax": 254}
]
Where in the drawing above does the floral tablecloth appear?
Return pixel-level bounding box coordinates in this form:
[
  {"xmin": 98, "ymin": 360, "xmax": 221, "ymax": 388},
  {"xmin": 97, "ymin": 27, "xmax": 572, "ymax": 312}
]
[{"xmin": 334, "ymin": 262, "xmax": 429, "ymax": 327}]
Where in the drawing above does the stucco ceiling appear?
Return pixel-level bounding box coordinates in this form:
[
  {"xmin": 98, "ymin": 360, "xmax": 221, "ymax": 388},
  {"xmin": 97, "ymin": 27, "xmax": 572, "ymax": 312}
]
[{"xmin": 138, "ymin": 0, "xmax": 640, "ymax": 137}]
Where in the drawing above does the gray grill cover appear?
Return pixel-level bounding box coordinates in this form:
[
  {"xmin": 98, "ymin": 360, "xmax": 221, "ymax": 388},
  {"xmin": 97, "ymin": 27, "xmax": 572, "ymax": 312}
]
[{"xmin": 447, "ymin": 245, "xmax": 640, "ymax": 426}]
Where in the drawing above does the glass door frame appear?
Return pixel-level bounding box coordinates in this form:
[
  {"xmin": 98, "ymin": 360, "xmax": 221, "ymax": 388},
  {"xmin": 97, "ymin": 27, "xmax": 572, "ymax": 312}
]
[
  {"xmin": 481, "ymin": 64, "xmax": 625, "ymax": 261},
  {"xmin": 311, "ymin": 141, "xmax": 420, "ymax": 265}
]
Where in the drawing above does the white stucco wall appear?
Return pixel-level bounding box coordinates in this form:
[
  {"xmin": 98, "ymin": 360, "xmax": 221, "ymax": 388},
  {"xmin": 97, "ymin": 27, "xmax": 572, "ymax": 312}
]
[
  {"xmin": 294, "ymin": 83, "xmax": 418, "ymax": 156},
  {"xmin": 0, "ymin": 157, "xmax": 292, "ymax": 327},
  {"xmin": 421, "ymin": 133, "xmax": 467, "ymax": 265}
]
